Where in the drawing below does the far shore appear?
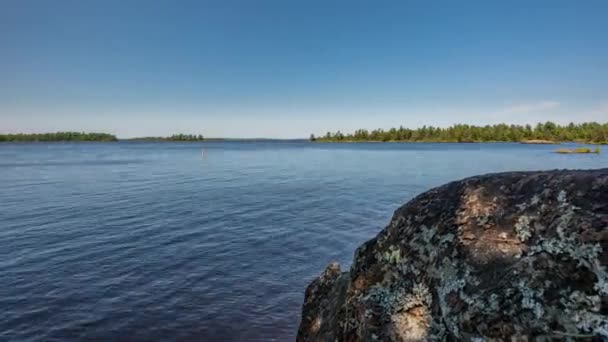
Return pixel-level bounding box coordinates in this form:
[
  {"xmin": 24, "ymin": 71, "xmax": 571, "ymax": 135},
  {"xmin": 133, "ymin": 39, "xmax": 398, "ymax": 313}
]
[
  {"xmin": 311, "ymin": 140, "xmax": 606, "ymax": 145},
  {"xmin": 2, "ymin": 139, "xmax": 606, "ymax": 145}
]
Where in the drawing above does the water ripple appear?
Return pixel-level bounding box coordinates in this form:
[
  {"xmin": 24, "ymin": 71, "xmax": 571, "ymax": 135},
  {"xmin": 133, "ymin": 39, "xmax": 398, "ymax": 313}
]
[{"xmin": 1, "ymin": 142, "xmax": 606, "ymax": 341}]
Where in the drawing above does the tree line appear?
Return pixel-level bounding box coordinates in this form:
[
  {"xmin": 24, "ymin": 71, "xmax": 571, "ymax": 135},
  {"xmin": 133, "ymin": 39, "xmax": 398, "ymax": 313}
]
[
  {"xmin": 0, "ymin": 132, "xmax": 118, "ymax": 142},
  {"xmin": 311, "ymin": 122, "xmax": 608, "ymax": 144},
  {"xmin": 127, "ymin": 134, "xmax": 205, "ymax": 142}
]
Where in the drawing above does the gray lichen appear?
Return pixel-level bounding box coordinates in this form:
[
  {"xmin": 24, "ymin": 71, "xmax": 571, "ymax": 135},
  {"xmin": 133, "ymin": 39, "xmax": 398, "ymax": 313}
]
[
  {"xmin": 523, "ymin": 190, "xmax": 608, "ymax": 337},
  {"xmin": 383, "ymin": 245, "xmax": 402, "ymax": 265},
  {"xmin": 514, "ymin": 215, "xmax": 533, "ymax": 242},
  {"xmin": 363, "ymin": 282, "xmax": 431, "ymax": 317},
  {"xmin": 517, "ymin": 280, "xmax": 545, "ymax": 319}
]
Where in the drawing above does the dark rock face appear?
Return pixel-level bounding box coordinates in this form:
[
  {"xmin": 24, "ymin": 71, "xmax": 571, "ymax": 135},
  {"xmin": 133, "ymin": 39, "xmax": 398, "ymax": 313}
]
[{"xmin": 298, "ymin": 170, "xmax": 608, "ymax": 341}]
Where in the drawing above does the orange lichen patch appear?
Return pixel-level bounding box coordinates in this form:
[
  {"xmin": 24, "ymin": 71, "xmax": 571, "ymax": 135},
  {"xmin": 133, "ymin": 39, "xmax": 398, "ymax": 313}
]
[
  {"xmin": 353, "ymin": 275, "xmax": 367, "ymax": 291},
  {"xmin": 390, "ymin": 306, "xmax": 431, "ymax": 341},
  {"xmin": 460, "ymin": 186, "xmax": 497, "ymax": 218},
  {"xmin": 310, "ymin": 316, "xmax": 322, "ymax": 334},
  {"xmin": 460, "ymin": 229, "xmax": 524, "ymax": 264}
]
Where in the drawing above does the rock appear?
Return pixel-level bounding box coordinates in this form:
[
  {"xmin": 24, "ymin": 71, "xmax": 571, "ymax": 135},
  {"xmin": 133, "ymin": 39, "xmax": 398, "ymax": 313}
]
[{"xmin": 297, "ymin": 169, "xmax": 608, "ymax": 341}]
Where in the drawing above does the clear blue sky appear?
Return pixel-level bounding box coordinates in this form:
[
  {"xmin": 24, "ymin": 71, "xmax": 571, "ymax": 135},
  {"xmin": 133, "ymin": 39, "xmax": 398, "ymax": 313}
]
[{"xmin": 1, "ymin": 0, "xmax": 607, "ymax": 138}]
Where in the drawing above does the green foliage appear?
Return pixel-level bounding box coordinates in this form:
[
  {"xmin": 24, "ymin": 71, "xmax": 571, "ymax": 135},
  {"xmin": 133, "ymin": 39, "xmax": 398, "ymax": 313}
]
[
  {"xmin": 0, "ymin": 132, "xmax": 117, "ymax": 142},
  {"xmin": 312, "ymin": 122, "xmax": 608, "ymax": 143},
  {"xmin": 168, "ymin": 134, "xmax": 204, "ymax": 141},
  {"xmin": 595, "ymin": 146, "xmax": 601, "ymax": 154},
  {"xmin": 128, "ymin": 134, "xmax": 205, "ymax": 142}
]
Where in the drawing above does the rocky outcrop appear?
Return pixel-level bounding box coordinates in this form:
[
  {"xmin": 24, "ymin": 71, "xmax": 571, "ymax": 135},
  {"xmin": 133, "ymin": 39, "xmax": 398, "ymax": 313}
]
[{"xmin": 298, "ymin": 169, "xmax": 608, "ymax": 341}]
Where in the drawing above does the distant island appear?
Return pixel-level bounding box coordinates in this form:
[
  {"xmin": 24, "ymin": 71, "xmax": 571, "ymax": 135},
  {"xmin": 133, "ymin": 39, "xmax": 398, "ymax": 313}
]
[
  {"xmin": 126, "ymin": 134, "xmax": 205, "ymax": 142},
  {"xmin": 125, "ymin": 135, "xmax": 308, "ymax": 142},
  {"xmin": 311, "ymin": 121, "xmax": 608, "ymax": 144},
  {"xmin": 0, "ymin": 132, "xmax": 118, "ymax": 142},
  {"xmin": 0, "ymin": 132, "xmax": 306, "ymax": 143}
]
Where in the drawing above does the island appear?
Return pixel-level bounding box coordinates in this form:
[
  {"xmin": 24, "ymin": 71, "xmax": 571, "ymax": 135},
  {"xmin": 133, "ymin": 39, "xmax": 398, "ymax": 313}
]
[
  {"xmin": 310, "ymin": 121, "xmax": 608, "ymax": 144},
  {"xmin": 125, "ymin": 136, "xmax": 304, "ymax": 143},
  {"xmin": 1, "ymin": 132, "xmax": 306, "ymax": 143},
  {"xmin": 125, "ymin": 134, "xmax": 205, "ymax": 142},
  {"xmin": 0, "ymin": 132, "xmax": 118, "ymax": 142},
  {"xmin": 554, "ymin": 146, "xmax": 601, "ymax": 154}
]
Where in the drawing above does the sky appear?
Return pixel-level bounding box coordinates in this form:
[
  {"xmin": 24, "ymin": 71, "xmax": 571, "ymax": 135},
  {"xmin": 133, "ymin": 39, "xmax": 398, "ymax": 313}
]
[{"xmin": 1, "ymin": 0, "xmax": 607, "ymax": 138}]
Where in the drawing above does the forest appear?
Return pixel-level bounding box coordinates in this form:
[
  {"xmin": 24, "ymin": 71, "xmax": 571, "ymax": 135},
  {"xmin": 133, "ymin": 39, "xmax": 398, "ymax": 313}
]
[
  {"xmin": 311, "ymin": 122, "xmax": 608, "ymax": 144},
  {"xmin": 127, "ymin": 134, "xmax": 205, "ymax": 142},
  {"xmin": 0, "ymin": 132, "xmax": 118, "ymax": 142}
]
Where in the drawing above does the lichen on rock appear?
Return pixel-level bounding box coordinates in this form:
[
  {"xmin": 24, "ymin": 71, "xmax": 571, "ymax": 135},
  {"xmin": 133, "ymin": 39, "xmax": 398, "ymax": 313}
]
[{"xmin": 297, "ymin": 169, "xmax": 608, "ymax": 341}]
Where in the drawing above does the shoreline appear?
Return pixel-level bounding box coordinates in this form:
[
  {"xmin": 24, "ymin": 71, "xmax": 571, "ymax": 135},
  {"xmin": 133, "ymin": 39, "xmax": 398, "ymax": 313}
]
[
  {"xmin": 311, "ymin": 140, "xmax": 607, "ymax": 145},
  {"xmin": 1, "ymin": 140, "xmax": 606, "ymax": 145}
]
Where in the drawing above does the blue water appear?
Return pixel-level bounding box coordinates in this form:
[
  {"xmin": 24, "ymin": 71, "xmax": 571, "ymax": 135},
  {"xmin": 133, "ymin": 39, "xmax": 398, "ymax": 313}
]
[{"xmin": 1, "ymin": 142, "xmax": 606, "ymax": 341}]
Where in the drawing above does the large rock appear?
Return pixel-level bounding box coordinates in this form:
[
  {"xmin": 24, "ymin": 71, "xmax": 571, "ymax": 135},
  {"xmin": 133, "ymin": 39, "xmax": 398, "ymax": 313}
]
[{"xmin": 298, "ymin": 169, "xmax": 608, "ymax": 341}]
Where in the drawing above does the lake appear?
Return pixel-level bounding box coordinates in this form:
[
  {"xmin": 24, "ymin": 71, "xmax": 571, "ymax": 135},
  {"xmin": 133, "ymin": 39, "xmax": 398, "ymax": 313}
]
[{"xmin": 1, "ymin": 141, "xmax": 606, "ymax": 341}]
